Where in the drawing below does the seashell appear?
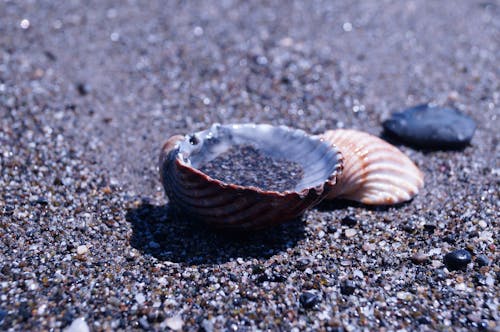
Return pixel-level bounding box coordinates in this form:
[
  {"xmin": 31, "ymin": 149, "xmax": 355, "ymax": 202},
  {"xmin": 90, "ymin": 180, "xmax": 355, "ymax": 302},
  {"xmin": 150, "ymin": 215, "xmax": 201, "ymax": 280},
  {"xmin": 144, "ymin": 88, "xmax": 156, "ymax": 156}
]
[
  {"xmin": 159, "ymin": 124, "xmax": 343, "ymax": 230},
  {"xmin": 321, "ymin": 129, "xmax": 424, "ymax": 205}
]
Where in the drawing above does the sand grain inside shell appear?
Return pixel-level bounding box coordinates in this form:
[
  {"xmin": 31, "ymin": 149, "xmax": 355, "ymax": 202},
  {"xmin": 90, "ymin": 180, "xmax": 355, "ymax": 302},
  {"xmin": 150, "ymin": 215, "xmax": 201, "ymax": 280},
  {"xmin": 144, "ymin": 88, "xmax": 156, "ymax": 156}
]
[{"xmin": 199, "ymin": 144, "xmax": 304, "ymax": 192}]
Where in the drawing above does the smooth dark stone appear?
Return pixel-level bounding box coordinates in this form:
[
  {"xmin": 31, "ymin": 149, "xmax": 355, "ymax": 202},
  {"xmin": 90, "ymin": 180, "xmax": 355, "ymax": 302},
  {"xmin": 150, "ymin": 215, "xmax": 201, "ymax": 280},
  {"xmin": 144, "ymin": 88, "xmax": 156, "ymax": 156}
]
[
  {"xmin": 251, "ymin": 264, "xmax": 264, "ymax": 274},
  {"xmin": 340, "ymin": 280, "xmax": 356, "ymax": 295},
  {"xmin": 434, "ymin": 269, "xmax": 446, "ymax": 280},
  {"xmin": 76, "ymin": 82, "xmax": 90, "ymax": 96},
  {"xmin": 443, "ymin": 249, "xmax": 472, "ymax": 271},
  {"xmin": 326, "ymin": 225, "xmax": 337, "ymax": 233},
  {"xmin": 474, "ymin": 273, "xmax": 487, "ymax": 286},
  {"xmin": 443, "ymin": 234, "xmax": 457, "ymax": 244},
  {"xmin": 423, "ymin": 223, "xmax": 437, "ymax": 232},
  {"xmin": 383, "ymin": 104, "xmax": 476, "ymax": 149},
  {"xmin": 475, "ymin": 254, "xmax": 490, "ymax": 267},
  {"xmin": 418, "ymin": 316, "xmax": 431, "ymax": 325},
  {"xmin": 478, "ymin": 321, "xmax": 490, "ymax": 331},
  {"xmin": 299, "ymin": 291, "xmax": 320, "ymax": 309},
  {"xmin": 341, "ymin": 216, "xmax": 358, "ymax": 227},
  {"xmin": 402, "ymin": 224, "xmax": 417, "ymax": 234}
]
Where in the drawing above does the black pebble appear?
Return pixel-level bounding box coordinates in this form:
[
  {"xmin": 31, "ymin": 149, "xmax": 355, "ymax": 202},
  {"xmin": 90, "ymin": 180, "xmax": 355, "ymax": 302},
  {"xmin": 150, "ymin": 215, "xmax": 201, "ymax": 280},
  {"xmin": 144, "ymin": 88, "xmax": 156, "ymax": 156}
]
[
  {"xmin": 32, "ymin": 197, "xmax": 49, "ymax": 206},
  {"xmin": 478, "ymin": 321, "xmax": 490, "ymax": 331},
  {"xmin": 443, "ymin": 234, "xmax": 457, "ymax": 244},
  {"xmin": 443, "ymin": 249, "xmax": 472, "ymax": 271},
  {"xmin": 434, "ymin": 269, "xmax": 446, "ymax": 280},
  {"xmin": 299, "ymin": 291, "xmax": 320, "ymax": 309},
  {"xmin": 296, "ymin": 257, "xmax": 311, "ymax": 270},
  {"xmin": 475, "ymin": 254, "xmax": 490, "ymax": 267},
  {"xmin": 417, "ymin": 316, "xmax": 431, "ymax": 325},
  {"xmin": 402, "ymin": 224, "xmax": 416, "ymax": 234},
  {"xmin": 341, "ymin": 216, "xmax": 358, "ymax": 227},
  {"xmin": 340, "ymin": 280, "xmax": 356, "ymax": 295},
  {"xmin": 383, "ymin": 104, "xmax": 476, "ymax": 149},
  {"xmin": 423, "ymin": 223, "xmax": 437, "ymax": 233},
  {"xmin": 4, "ymin": 205, "xmax": 15, "ymax": 216},
  {"xmin": 474, "ymin": 273, "xmax": 487, "ymax": 286},
  {"xmin": 251, "ymin": 264, "xmax": 264, "ymax": 274},
  {"xmin": 76, "ymin": 82, "xmax": 90, "ymax": 96}
]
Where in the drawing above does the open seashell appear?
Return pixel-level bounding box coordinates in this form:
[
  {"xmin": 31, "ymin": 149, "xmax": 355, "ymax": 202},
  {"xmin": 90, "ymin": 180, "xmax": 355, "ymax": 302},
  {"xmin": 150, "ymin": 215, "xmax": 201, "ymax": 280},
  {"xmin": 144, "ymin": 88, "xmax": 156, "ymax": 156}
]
[
  {"xmin": 321, "ymin": 129, "xmax": 424, "ymax": 205},
  {"xmin": 159, "ymin": 124, "xmax": 343, "ymax": 230}
]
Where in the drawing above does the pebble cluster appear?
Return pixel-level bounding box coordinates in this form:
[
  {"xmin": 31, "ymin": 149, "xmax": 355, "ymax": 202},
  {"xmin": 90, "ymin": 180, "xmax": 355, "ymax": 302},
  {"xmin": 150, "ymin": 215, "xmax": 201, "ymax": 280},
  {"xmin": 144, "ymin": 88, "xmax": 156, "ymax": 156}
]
[{"xmin": 1, "ymin": 1, "xmax": 499, "ymax": 331}]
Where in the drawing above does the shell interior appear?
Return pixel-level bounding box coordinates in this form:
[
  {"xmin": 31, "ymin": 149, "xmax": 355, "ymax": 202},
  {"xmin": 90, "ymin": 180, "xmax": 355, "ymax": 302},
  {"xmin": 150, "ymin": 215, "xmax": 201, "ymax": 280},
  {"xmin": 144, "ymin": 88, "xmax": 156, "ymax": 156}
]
[{"xmin": 176, "ymin": 124, "xmax": 341, "ymax": 192}]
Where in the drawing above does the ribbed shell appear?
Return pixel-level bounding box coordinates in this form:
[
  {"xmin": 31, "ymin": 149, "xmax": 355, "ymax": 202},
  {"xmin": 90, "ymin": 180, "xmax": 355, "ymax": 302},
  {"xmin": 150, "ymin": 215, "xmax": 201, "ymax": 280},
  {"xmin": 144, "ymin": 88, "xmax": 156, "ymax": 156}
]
[
  {"xmin": 160, "ymin": 124, "xmax": 343, "ymax": 230},
  {"xmin": 321, "ymin": 129, "xmax": 424, "ymax": 205}
]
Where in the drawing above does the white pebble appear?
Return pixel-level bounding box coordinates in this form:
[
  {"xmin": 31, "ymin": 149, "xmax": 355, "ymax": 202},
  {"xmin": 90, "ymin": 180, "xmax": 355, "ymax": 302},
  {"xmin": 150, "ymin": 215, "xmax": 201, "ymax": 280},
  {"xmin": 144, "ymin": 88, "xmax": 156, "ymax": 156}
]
[
  {"xmin": 165, "ymin": 315, "xmax": 184, "ymax": 331},
  {"xmin": 345, "ymin": 229, "xmax": 357, "ymax": 238},
  {"xmin": 76, "ymin": 245, "xmax": 88, "ymax": 255},
  {"xmin": 396, "ymin": 291, "xmax": 413, "ymax": 300},
  {"xmin": 479, "ymin": 231, "xmax": 493, "ymax": 242},
  {"xmin": 64, "ymin": 317, "xmax": 89, "ymax": 332},
  {"xmin": 353, "ymin": 270, "xmax": 364, "ymax": 279},
  {"xmin": 135, "ymin": 293, "xmax": 146, "ymax": 305}
]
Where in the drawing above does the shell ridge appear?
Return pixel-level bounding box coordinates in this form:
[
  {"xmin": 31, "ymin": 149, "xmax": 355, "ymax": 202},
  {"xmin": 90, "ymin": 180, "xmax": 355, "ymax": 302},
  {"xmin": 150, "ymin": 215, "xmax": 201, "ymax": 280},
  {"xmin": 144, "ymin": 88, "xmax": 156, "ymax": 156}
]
[{"xmin": 321, "ymin": 129, "xmax": 424, "ymax": 205}]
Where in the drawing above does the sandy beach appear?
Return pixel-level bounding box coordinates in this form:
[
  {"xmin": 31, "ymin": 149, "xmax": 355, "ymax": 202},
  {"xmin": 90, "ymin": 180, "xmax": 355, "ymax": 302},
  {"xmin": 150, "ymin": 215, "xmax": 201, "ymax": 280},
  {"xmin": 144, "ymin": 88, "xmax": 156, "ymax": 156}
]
[{"xmin": 1, "ymin": 1, "xmax": 498, "ymax": 330}]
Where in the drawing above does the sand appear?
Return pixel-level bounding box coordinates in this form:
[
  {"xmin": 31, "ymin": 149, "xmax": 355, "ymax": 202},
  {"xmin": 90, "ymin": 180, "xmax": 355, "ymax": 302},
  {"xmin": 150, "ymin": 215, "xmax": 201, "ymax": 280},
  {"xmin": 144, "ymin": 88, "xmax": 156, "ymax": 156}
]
[{"xmin": 0, "ymin": 1, "xmax": 498, "ymax": 331}]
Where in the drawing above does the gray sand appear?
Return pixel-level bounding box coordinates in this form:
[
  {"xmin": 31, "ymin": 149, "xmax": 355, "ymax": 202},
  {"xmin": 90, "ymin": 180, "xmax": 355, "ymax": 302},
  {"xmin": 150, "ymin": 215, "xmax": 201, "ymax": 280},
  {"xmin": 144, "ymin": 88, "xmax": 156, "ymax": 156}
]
[{"xmin": 1, "ymin": 1, "xmax": 498, "ymax": 331}]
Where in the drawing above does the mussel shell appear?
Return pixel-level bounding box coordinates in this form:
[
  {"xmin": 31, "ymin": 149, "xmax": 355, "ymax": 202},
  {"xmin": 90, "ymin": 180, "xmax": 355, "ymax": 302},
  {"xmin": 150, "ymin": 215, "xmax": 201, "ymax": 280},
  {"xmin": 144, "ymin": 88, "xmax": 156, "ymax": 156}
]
[{"xmin": 159, "ymin": 124, "xmax": 343, "ymax": 230}]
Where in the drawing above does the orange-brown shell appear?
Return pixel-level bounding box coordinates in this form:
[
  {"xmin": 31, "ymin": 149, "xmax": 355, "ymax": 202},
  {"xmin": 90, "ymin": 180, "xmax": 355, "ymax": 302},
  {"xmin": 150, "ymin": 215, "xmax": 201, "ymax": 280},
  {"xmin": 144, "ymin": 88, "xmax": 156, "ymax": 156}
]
[
  {"xmin": 159, "ymin": 124, "xmax": 343, "ymax": 230},
  {"xmin": 321, "ymin": 129, "xmax": 424, "ymax": 205}
]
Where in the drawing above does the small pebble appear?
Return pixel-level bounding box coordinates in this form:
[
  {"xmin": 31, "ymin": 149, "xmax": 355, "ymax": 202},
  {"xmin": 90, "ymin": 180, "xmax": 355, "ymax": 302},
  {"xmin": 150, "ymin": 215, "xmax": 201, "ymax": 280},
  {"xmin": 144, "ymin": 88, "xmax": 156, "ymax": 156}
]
[
  {"xmin": 396, "ymin": 291, "xmax": 413, "ymax": 300},
  {"xmin": 135, "ymin": 293, "xmax": 146, "ymax": 305},
  {"xmin": 344, "ymin": 229, "xmax": 357, "ymax": 238},
  {"xmin": 475, "ymin": 254, "xmax": 490, "ymax": 267},
  {"xmin": 76, "ymin": 245, "xmax": 88, "ymax": 255},
  {"xmin": 76, "ymin": 82, "xmax": 90, "ymax": 96},
  {"xmin": 64, "ymin": 317, "xmax": 89, "ymax": 332},
  {"xmin": 341, "ymin": 216, "xmax": 357, "ymax": 227},
  {"xmin": 411, "ymin": 252, "xmax": 428, "ymax": 265},
  {"xmin": 443, "ymin": 249, "xmax": 472, "ymax": 271},
  {"xmin": 418, "ymin": 316, "xmax": 431, "ymax": 325},
  {"xmin": 165, "ymin": 315, "xmax": 184, "ymax": 331},
  {"xmin": 402, "ymin": 224, "xmax": 417, "ymax": 234},
  {"xmin": 443, "ymin": 234, "xmax": 457, "ymax": 244},
  {"xmin": 340, "ymin": 280, "xmax": 356, "ymax": 295},
  {"xmin": 383, "ymin": 104, "xmax": 476, "ymax": 149},
  {"xmin": 299, "ymin": 291, "xmax": 320, "ymax": 309},
  {"xmin": 423, "ymin": 223, "xmax": 437, "ymax": 233},
  {"xmin": 326, "ymin": 225, "xmax": 337, "ymax": 233}
]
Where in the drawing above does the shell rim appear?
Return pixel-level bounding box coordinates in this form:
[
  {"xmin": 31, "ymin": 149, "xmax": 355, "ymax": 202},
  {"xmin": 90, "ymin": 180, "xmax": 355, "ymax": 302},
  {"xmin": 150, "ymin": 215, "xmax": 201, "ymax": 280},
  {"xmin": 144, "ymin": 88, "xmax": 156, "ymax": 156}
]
[{"xmin": 171, "ymin": 123, "xmax": 344, "ymax": 198}]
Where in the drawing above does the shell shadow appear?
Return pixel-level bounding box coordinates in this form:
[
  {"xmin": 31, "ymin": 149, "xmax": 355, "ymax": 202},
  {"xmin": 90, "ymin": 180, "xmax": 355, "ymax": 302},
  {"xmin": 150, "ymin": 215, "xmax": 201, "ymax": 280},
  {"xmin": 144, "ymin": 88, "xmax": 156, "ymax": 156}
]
[
  {"xmin": 126, "ymin": 202, "xmax": 306, "ymax": 265},
  {"xmin": 380, "ymin": 130, "xmax": 470, "ymax": 152}
]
